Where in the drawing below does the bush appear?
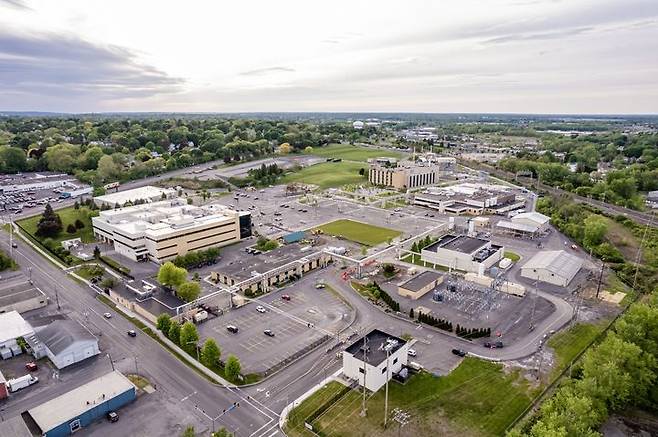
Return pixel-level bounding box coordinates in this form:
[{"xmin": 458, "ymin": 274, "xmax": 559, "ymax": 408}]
[
  {"xmin": 74, "ymin": 218, "xmax": 84, "ymax": 229},
  {"xmin": 66, "ymin": 223, "xmax": 77, "ymax": 234}
]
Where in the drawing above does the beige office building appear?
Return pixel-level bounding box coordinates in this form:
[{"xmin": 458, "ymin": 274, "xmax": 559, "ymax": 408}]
[
  {"xmin": 369, "ymin": 161, "xmax": 453, "ymax": 190},
  {"xmin": 92, "ymin": 199, "xmax": 251, "ymax": 262}
]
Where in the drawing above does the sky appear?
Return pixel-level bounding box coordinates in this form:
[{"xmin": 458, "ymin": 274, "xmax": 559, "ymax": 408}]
[{"xmin": 0, "ymin": 0, "xmax": 657, "ymax": 114}]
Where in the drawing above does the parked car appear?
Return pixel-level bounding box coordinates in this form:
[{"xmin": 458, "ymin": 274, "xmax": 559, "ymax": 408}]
[
  {"xmin": 127, "ymin": 330, "xmax": 137, "ymax": 337},
  {"xmin": 226, "ymin": 325, "xmax": 239, "ymax": 334},
  {"xmin": 281, "ymin": 294, "xmax": 291, "ymax": 301},
  {"xmin": 407, "ymin": 349, "xmax": 417, "ymax": 357},
  {"xmin": 451, "ymin": 349, "xmax": 467, "ymax": 357},
  {"xmin": 263, "ymin": 329, "xmax": 275, "ymax": 337},
  {"xmin": 103, "ymin": 312, "xmax": 112, "ymax": 319},
  {"xmin": 256, "ymin": 305, "xmax": 266, "ymax": 313},
  {"xmin": 315, "ymin": 283, "xmax": 325, "ymax": 289},
  {"xmin": 484, "ymin": 341, "xmax": 504, "ymax": 349},
  {"xmin": 25, "ymin": 361, "xmax": 38, "ymax": 371},
  {"xmin": 107, "ymin": 411, "xmax": 119, "ymax": 422}
]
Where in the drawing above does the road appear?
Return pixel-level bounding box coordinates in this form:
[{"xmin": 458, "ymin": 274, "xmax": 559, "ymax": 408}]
[{"xmin": 459, "ymin": 159, "xmax": 658, "ymax": 228}]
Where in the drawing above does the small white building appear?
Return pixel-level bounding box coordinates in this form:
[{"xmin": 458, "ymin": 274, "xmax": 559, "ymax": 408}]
[
  {"xmin": 0, "ymin": 311, "xmax": 34, "ymax": 359},
  {"xmin": 420, "ymin": 234, "xmax": 504, "ymax": 273},
  {"xmin": 34, "ymin": 320, "xmax": 99, "ymax": 369},
  {"xmin": 511, "ymin": 212, "xmax": 550, "ymax": 232},
  {"xmin": 521, "ymin": 250, "xmax": 583, "ymax": 287},
  {"xmin": 342, "ymin": 329, "xmax": 409, "ymax": 392}
]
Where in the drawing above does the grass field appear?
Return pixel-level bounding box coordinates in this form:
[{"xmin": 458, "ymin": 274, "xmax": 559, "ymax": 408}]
[
  {"xmin": 504, "ymin": 251, "xmax": 521, "ymax": 262},
  {"xmin": 547, "ymin": 322, "xmax": 607, "ymax": 378},
  {"xmin": 308, "ymin": 143, "xmax": 402, "ymax": 162},
  {"xmin": 316, "ymin": 219, "xmax": 401, "ymax": 246},
  {"xmin": 281, "ymin": 161, "xmax": 368, "ymax": 189},
  {"xmin": 286, "ymin": 381, "xmax": 347, "ymax": 436},
  {"xmin": 289, "ymin": 359, "xmax": 535, "ymax": 437},
  {"xmin": 17, "ymin": 206, "xmax": 97, "ymax": 244}
]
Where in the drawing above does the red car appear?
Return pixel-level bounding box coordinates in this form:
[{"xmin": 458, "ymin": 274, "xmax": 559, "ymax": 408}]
[
  {"xmin": 281, "ymin": 294, "xmax": 291, "ymax": 301},
  {"xmin": 26, "ymin": 362, "xmax": 38, "ymax": 371}
]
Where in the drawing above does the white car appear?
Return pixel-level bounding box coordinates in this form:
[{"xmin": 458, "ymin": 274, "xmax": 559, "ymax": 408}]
[
  {"xmin": 407, "ymin": 349, "xmax": 417, "ymax": 357},
  {"xmin": 256, "ymin": 305, "xmax": 266, "ymax": 313},
  {"xmin": 103, "ymin": 312, "xmax": 112, "ymax": 319}
]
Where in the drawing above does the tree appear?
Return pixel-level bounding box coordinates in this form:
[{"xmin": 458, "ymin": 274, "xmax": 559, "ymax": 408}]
[
  {"xmin": 177, "ymin": 281, "xmax": 201, "ymax": 302},
  {"xmin": 93, "ymin": 245, "xmax": 101, "ymax": 259},
  {"xmin": 201, "ymin": 338, "xmax": 221, "ymax": 367},
  {"xmin": 531, "ymin": 385, "xmax": 604, "ymax": 437},
  {"xmin": 36, "ymin": 203, "xmax": 63, "ymax": 237},
  {"xmin": 156, "ymin": 313, "xmax": 172, "ymax": 333},
  {"xmin": 277, "ymin": 142, "xmax": 292, "ymax": 154},
  {"xmin": 583, "ymin": 215, "xmax": 607, "ymax": 248},
  {"xmin": 615, "ymin": 302, "xmax": 658, "ymax": 359},
  {"xmin": 0, "ymin": 146, "xmax": 27, "ymax": 173},
  {"xmin": 304, "ymin": 146, "xmax": 313, "ymax": 154},
  {"xmin": 74, "ymin": 218, "xmax": 84, "ymax": 229},
  {"xmin": 211, "ymin": 428, "xmax": 232, "ymax": 437},
  {"xmin": 66, "ymin": 223, "xmax": 77, "ymax": 234},
  {"xmin": 225, "ymin": 355, "xmax": 241, "ymax": 381},
  {"xmin": 168, "ymin": 321, "xmax": 181, "ymax": 344},
  {"xmin": 181, "ymin": 425, "xmax": 195, "ymax": 437},
  {"xmin": 97, "ymin": 155, "xmax": 120, "ymax": 182},
  {"xmin": 359, "ymin": 167, "xmax": 365, "ymax": 176},
  {"xmin": 409, "ymin": 308, "xmax": 415, "ymax": 319},
  {"xmin": 179, "ymin": 321, "xmax": 199, "ymax": 354},
  {"xmin": 157, "ymin": 262, "xmax": 187, "ymax": 289}
]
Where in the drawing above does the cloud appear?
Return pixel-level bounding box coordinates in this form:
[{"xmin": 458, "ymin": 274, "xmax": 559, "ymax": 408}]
[
  {"xmin": 0, "ymin": 0, "xmax": 31, "ymax": 10},
  {"xmin": 0, "ymin": 29, "xmax": 183, "ymax": 107},
  {"xmin": 484, "ymin": 26, "xmax": 593, "ymax": 44},
  {"xmin": 239, "ymin": 66, "xmax": 296, "ymax": 76}
]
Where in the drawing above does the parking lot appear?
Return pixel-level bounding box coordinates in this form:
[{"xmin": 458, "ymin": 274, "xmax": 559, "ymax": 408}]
[
  {"xmin": 198, "ymin": 274, "xmax": 353, "ymax": 374},
  {"xmin": 0, "ymin": 172, "xmax": 89, "ymax": 215}
]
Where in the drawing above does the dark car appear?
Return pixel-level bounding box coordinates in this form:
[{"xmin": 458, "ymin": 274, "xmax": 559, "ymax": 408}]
[
  {"xmin": 484, "ymin": 341, "xmax": 504, "ymax": 349},
  {"xmin": 451, "ymin": 349, "xmax": 466, "ymax": 357},
  {"xmin": 107, "ymin": 411, "xmax": 119, "ymax": 422},
  {"xmin": 264, "ymin": 329, "xmax": 275, "ymax": 337},
  {"xmin": 127, "ymin": 330, "xmax": 137, "ymax": 337},
  {"xmin": 281, "ymin": 294, "xmax": 291, "ymax": 301}
]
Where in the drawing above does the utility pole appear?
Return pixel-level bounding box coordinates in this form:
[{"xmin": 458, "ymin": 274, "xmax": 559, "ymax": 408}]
[
  {"xmin": 54, "ymin": 285, "xmax": 61, "ymax": 310},
  {"xmin": 595, "ymin": 260, "xmax": 605, "ymax": 299}
]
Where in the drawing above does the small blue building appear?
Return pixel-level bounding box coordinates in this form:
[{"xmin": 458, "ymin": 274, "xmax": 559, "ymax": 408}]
[{"xmin": 24, "ymin": 371, "xmax": 136, "ymax": 436}]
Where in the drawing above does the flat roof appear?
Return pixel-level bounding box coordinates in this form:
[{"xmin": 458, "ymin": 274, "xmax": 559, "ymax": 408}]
[
  {"xmin": 220, "ymin": 243, "xmax": 319, "ymax": 281},
  {"xmin": 424, "ymin": 234, "xmax": 489, "ymax": 254},
  {"xmin": 28, "ymin": 371, "xmax": 135, "ymax": 433},
  {"xmin": 345, "ymin": 329, "xmax": 407, "ymax": 366},
  {"xmin": 94, "ymin": 185, "xmax": 175, "ymax": 205},
  {"xmin": 0, "ymin": 310, "xmax": 34, "ymax": 344},
  {"xmin": 0, "ymin": 416, "xmax": 32, "ymax": 437},
  {"xmin": 399, "ymin": 271, "xmax": 443, "ymax": 292},
  {"xmin": 512, "ymin": 211, "xmax": 550, "ymax": 226},
  {"xmin": 496, "ymin": 220, "xmax": 539, "ymax": 233}
]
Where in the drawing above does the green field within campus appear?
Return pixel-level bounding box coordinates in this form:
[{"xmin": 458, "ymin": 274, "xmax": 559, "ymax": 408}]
[
  {"xmin": 315, "ymin": 219, "xmax": 401, "ymax": 246},
  {"xmin": 281, "ymin": 161, "xmax": 368, "ymax": 189},
  {"xmin": 308, "ymin": 143, "xmax": 402, "ymax": 162},
  {"xmin": 17, "ymin": 205, "xmax": 97, "ymax": 244},
  {"xmin": 286, "ymin": 358, "xmax": 535, "ymax": 437}
]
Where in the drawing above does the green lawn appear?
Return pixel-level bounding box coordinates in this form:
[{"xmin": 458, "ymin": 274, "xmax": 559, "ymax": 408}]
[
  {"xmin": 307, "ymin": 143, "xmax": 402, "ymax": 162},
  {"xmin": 281, "ymin": 161, "xmax": 368, "ymax": 189},
  {"xmin": 292, "ymin": 359, "xmax": 535, "ymax": 437},
  {"xmin": 285, "ymin": 381, "xmax": 347, "ymax": 437},
  {"xmin": 504, "ymin": 251, "xmax": 521, "ymax": 262},
  {"xmin": 17, "ymin": 206, "xmax": 98, "ymax": 244},
  {"xmin": 547, "ymin": 322, "xmax": 607, "ymax": 378},
  {"xmin": 316, "ymin": 219, "xmax": 401, "ymax": 246}
]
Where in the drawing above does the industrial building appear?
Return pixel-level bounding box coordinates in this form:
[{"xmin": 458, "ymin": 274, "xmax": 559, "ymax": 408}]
[
  {"xmin": 0, "ymin": 274, "xmax": 48, "ymax": 314},
  {"xmin": 342, "ymin": 329, "xmax": 409, "ymax": 392},
  {"xmin": 413, "ymin": 183, "xmax": 524, "ymax": 216},
  {"xmin": 92, "ymin": 198, "xmax": 252, "ymax": 262},
  {"xmin": 211, "ymin": 244, "xmax": 332, "ymax": 294},
  {"xmin": 368, "ymin": 158, "xmax": 455, "ymax": 190},
  {"xmin": 31, "ymin": 320, "xmax": 100, "ymax": 369},
  {"xmin": 521, "ymin": 250, "xmax": 584, "ymax": 287},
  {"xmin": 397, "ymin": 271, "xmax": 444, "ymax": 300},
  {"xmin": 496, "ymin": 211, "xmax": 551, "ymax": 237},
  {"xmin": 0, "ymin": 311, "xmax": 34, "ymax": 360},
  {"xmin": 420, "ymin": 234, "xmax": 504, "ymax": 273},
  {"xmin": 23, "ymin": 371, "xmax": 136, "ymax": 437},
  {"xmin": 93, "ymin": 185, "xmax": 176, "ymax": 208}
]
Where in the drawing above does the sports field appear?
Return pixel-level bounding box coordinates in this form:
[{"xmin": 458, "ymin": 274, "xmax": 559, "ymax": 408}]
[
  {"xmin": 281, "ymin": 161, "xmax": 367, "ymax": 189},
  {"xmin": 316, "ymin": 219, "xmax": 401, "ymax": 246},
  {"xmin": 307, "ymin": 143, "xmax": 402, "ymax": 162}
]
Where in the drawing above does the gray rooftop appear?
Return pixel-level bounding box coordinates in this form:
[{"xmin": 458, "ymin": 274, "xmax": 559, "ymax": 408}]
[
  {"xmin": 0, "ymin": 415, "xmax": 32, "ymax": 437},
  {"xmin": 425, "ymin": 234, "xmax": 489, "ymax": 254},
  {"xmin": 345, "ymin": 329, "xmax": 407, "ymax": 366},
  {"xmin": 522, "ymin": 250, "xmax": 583, "ymax": 281},
  {"xmin": 37, "ymin": 320, "xmax": 97, "ymax": 355},
  {"xmin": 220, "ymin": 243, "xmax": 318, "ymax": 281},
  {"xmin": 399, "ymin": 271, "xmax": 443, "ymax": 292}
]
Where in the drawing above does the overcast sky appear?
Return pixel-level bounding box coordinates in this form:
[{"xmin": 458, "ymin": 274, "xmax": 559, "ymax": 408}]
[{"xmin": 1, "ymin": 0, "xmax": 657, "ymax": 114}]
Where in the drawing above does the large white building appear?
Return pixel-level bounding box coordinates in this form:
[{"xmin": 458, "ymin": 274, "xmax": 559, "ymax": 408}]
[
  {"xmin": 94, "ymin": 185, "xmax": 177, "ymax": 208},
  {"xmin": 92, "ymin": 199, "xmax": 252, "ymax": 262},
  {"xmin": 0, "ymin": 311, "xmax": 34, "ymax": 359},
  {"xmin": 521, "ymin": 250, "xmax": 583, "ymax": 287},
  {"xmin": 33, "ymin": 320, "xmax": 100, "ymax": 369},
  {"xmin": 420, "ymin": 234, "xmax": 504, "ymax": 273},
  {"xmin": 342, "ymin": 329, "xmax": 409, "ymax": 392}
]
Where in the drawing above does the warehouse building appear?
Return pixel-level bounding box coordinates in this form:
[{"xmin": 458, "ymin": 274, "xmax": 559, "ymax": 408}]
[
  {"xmin": 23, "ymin": 371, "xmax": 136, "ymax": 437},
  {"xmin": 521, "ymin": 250, "xmax": 583, "ymax": 287},
  {"xmin": 413, "ymin": 183, "xmax": 523, "ymax": 216},
  {"xmin": 211, "ymin": 244, "xmax": 332, "ymax": 294},
  {"xmin": 420, "ymin": 234, "xmax": 504, "ymax": 273},
  {"xmin": 0, "ymin": 274, "xmax": 48, "ymax": 314},
  {"xmin": 397, "ymin": 271, "xmax": 444, "ymax": 299},
  {"xmin": 92, "ymin": 199, "xmax": 251, "ymax": 262},
  {"xmin": 343, "ymin": 329, "xmax": 409, "ymax": 392},
  {"xmin": 0, "ymin": 310, "xmax": 34, "ymax": 360},
  {"xmin": 93, "ymin": 185, "xmax": 176, "ymax": 208},
  {"xmin": 33, "ymin": 320, "xmax": 99, "ymax": 369}
]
